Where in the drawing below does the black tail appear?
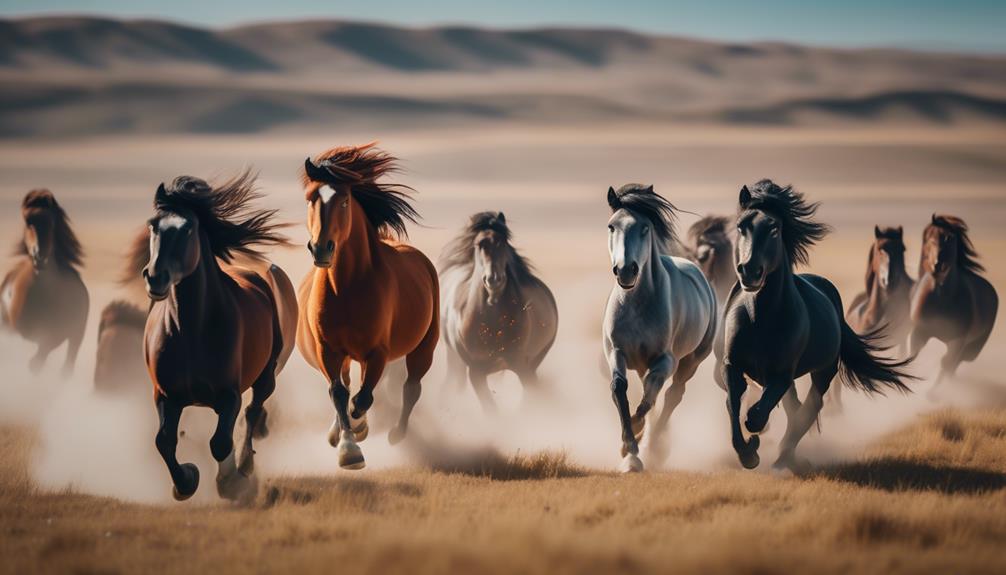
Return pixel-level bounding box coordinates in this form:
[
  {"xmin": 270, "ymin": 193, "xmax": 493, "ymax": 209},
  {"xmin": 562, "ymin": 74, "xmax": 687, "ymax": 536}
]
[{"xmin": 838, "ymin": 321, "xmax": 915, "ymax": 394}]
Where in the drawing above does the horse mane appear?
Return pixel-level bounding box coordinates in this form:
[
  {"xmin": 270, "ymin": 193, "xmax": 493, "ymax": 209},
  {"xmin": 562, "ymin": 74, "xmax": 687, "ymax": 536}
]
[
  {"xmin": 121, "ymin": 226, "xmax": 151, "ymax": 285},
  {"xmin": 687, "ymin": 215, "xmax": 731, "ymax": 245},
  {"xmin": 608, "ymin": 184, "xmax": 678, "ymax": 250},
  {"xmin": 153, "ymin": 171, "xmax": 291, "ymax": 263},
  {"xmin": 16, "ymin": 189, "xmax": 84, "ymax": 270},
  {"xmin": 303, "ymin": 143, "xmax": 419, "ymax": 240},
  {"xmin": 740, "ymin": 179, "xmax": 830, "ymax": 267},
  {"xmin": 926, "ymin": 214, "xmax": 984, "ymax": 275},
  {"xmin": 98, "ymin": 300, "xmax": 147, "ymax": 337},
  {"xmin": 439, "ymin": 211, "xmax": 536, "ymax": 282}
]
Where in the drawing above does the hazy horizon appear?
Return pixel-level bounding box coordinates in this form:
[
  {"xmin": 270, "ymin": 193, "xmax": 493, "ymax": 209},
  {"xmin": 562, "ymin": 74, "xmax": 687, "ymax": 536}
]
[{"xmin": 3, "ymin": 0, "xmax": 1005, "ymax": 54}]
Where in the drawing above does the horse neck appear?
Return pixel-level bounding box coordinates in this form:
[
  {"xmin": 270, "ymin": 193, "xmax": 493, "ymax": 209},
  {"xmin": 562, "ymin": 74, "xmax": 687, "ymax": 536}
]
[
  {"xmin": 753, "ymin": 259, "xmax": 793, "ymax": 316},
  {"xmin": 166, "ymin": 233, "xmax": 226, "ymax": 329},
  {"xmin": 328, "ymin": 201, "xmax": 380, "ymax": 292}
]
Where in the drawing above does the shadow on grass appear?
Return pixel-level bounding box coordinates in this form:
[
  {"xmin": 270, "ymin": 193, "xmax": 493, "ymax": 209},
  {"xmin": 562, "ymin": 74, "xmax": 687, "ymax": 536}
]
[
  {"xmin": 405, "ymin": 431, "xmax": 588, "ymax": 481},
  {"xmin": 810, "ymin": 458, "xmax": 1006, "ymax": 494}
]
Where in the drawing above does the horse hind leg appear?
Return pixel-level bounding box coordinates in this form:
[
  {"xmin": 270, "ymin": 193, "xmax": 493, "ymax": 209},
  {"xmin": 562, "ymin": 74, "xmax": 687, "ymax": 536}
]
[
  {"xmin": 239, "ymin": 359, "xmax": 277, "ymax": 477},
  {"xmin": 389, "ymin": 320, "xmax": 438, "ymax": 445},
  {"xmin": 774, "ymin": 366, "xmax": 833, "ymax": 473}
]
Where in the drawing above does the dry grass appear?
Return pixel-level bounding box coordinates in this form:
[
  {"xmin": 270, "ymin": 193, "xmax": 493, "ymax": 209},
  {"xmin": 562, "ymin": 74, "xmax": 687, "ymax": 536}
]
[{"xmin": 2, "ymin": 410, "xmax": 1006, "ymax": 574}]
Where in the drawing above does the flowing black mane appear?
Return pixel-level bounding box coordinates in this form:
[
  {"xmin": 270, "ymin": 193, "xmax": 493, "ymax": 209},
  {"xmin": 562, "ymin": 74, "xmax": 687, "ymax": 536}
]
[
  {"xmin": 439, "ymin": 211, "xmax": 536, "ymax": 283},
  {"xmin": 739, "ymin": 179, "xmax": 830, "ymax": 267},
  {"xmin": 17, "ymin": 188, "xmax": 84, "ymax": 270},
  {"xmin": 926, "ymin": 214, "xmax": 984, "ymax": 275},
  {"xmin": 152, "ymin": 171, "xmax": 291, "ymax": 263},
  {"xmin": 607, "ymin": 184, "xmax": 678, "ymax": 250},
  {"xmin": 303, "ymin": 143, "xmax": 420, "ymax": 240}
]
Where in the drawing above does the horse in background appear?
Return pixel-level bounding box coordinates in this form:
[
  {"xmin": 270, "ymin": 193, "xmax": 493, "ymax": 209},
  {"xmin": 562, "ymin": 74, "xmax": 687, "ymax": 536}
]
[
  {"xmin": 298, "ymin": 144, "xmax": 439, "ymax": 471},
  {"xmin": 93, "ymin": 300, "xmax": 148, "ymax": 394},
  {"xmin": 910, "ymin": 214, "xmax": 997, "ymax": 398},
  {"xmin": 721, "ymin": 180, "xmax": 913, "ymax": 472},
  {"xmin": 440, "ymin": 212, "xmax": 558, "ymax": 412},
  {"xmin": 683, "ymin": 215, "xmax": 735, "ymax": 308},
  {"xmin": 133, "ymin": 173, "xmax": 298, "ymax": 501},
  {"xmin": 836, "ymin": 226, "xmax": 915, "ymax": 409},
  {"xmin": 1, "ymin": 189, "xmax": 89, "ymax": 375},
  {"xmin": 603, "ymin": 184, "xmax": 717, "ymax": 473}
]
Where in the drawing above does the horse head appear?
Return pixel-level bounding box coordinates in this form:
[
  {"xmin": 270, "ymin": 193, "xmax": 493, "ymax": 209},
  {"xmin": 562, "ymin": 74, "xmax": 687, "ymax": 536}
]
[{"xmin": 143, "ymin": 184, "xmax": 203, "ymax": 301}]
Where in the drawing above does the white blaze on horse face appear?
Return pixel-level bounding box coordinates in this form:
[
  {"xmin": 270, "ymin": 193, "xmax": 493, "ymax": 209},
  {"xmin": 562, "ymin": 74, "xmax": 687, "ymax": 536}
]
[
  {"xmin": 158, "ymin": 213, "xmax": 188, "ymax": 232},
  {"xmin": 318, "ymin": 185, "xmax": 337, "ymax": 204},
  {"xmin": 878, "ymin": 249, "xmax": 891, "ymax": 289}
]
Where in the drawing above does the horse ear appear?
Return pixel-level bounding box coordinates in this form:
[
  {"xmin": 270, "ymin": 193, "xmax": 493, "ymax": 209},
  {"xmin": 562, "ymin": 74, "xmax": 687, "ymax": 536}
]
[
  {"xmin": 644, "ymin": 185, "xmax": 654, "ymax": 194},
  {"xmin": 931, "ymin": 213, "xmax": 938, "ymax": 224},
  {"xmin": 304, "ymin": 158, "xmax": 329, "ymax": 183},
  {"xmin": 496, "ymin": 211, "xmax": 506, "ymax": 225},
  {"xmin": 607, "ymin": 186, "xmax": 619, "ymax": 210},
  {"xmin": 155, "ymin": 182, "xmax": 167, "ymax": 203},
  {"xmin": 874, "ymin": 225, "xmax": 882, "ymax": 238},
  {"xmin": 739, "ymin": 185, "xmax": 751, "ymax": 208},
  {"xmin": 895, "ymin": 225, "xmax": 903, "ymax": 238}
]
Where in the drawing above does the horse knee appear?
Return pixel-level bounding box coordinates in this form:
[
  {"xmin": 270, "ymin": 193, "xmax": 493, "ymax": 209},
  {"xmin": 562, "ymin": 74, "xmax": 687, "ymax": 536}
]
[{"xmin": 610, "ymin": 375, "xmax": 628, "ymax": 396}]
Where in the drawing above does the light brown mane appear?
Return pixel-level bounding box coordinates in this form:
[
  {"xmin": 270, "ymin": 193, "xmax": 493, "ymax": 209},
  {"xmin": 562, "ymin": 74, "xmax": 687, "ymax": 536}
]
[{"xmin": 924, "ymin": 214, "xmax": 984, "ymax": 275}]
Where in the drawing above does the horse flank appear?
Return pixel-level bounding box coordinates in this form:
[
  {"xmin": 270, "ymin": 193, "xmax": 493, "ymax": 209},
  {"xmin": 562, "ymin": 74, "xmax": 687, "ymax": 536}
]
[
  {"xmin": 16, "ymin": 189, "xmax": 84, "ymax": 270},
  {"xmin": 303, "ymin": 143, "xmax": 420, "ymax": 240}
]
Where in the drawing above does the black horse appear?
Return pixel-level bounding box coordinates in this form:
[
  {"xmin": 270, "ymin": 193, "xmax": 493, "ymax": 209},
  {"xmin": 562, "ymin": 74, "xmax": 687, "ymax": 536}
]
[{"xmin": 720, "ymin": 180, "xmax": 913, "ymax": 471}]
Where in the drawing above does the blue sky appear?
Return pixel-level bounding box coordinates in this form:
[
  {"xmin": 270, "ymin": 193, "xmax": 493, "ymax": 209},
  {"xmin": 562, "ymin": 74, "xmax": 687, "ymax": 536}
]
[{"xmin": 3, "ymin": 0, "xmax": 1005, "ymax": 53}]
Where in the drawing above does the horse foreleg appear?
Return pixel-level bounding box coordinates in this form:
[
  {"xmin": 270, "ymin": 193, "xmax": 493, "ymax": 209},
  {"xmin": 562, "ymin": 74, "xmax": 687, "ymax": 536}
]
[
  {"xmin": 930, "ymin": 342, "xmax": 964, "ymax": 401},
  {"xmin": 321, "ymin": 348, "xmax": 364, "ymax": 470},
  {"xmin": 212, "ymin": 389, "xmax": 251, "ymax": 501},
  {"xmin": 467, "ymin": 366, "xmax": 497, "ymax": 414},
  {"xmin": 726, "ymin": 365, "xmax": 759, "ymax": 469},
  {"xmin": 61, "ymin": 330, "xmax": 84, "ymax": 378},
  {"xmin": 239, "ymin": 360, "xmax": 277, "ymax": 477},
  {"xmin": 631, "ymin": 353, "xmax": 675, "ymax": 444},
  {"xmin": 745, "ymin": 373, "xmax": 791, "ymax": 435},
  {"xmin": 154, "ymin": 395, "xmax": 199, "ymax": 500},
  {"xmin": 29, "ymin": 339, "xmax": 58, "ymax": 374},
  {"xmin": 349, "ymin": 352, "xmax": 387, "ymax": 442},
  {"xmin": 775, "ymin": 367, "xmax": 832, "ymax": 473},
  {"xmin": 606, "ymin": 348, "xmax": 641, "ymax": 473}
]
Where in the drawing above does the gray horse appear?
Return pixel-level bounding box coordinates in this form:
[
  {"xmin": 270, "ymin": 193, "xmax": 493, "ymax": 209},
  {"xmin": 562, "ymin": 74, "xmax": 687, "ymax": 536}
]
[
  {"xmin": 440, "ymin": 212, "xmax": 558, "ymax": 412},
  {"xmin": 603, "ymin": 185, "xmax": 717, "ymax": 473}
]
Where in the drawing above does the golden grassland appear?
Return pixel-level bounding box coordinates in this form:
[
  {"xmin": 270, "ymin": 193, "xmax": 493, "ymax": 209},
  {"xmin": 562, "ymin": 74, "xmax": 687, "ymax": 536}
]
[{"xmin": 2, "ymin": 409, "xmax": 1005, "ymax": 574}]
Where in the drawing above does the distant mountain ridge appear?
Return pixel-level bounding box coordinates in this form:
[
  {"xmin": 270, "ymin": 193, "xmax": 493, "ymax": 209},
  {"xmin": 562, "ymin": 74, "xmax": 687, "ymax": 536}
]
[{"xmin": 2, "ymin": 16, "xmax": 1005, "ymax": 138}]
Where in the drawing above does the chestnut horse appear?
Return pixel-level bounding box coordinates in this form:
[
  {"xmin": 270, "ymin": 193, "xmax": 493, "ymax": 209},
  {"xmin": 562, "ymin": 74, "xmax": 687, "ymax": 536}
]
[
  {"xmin": 298, "ymin": 144, "xmax": 439, "ymax": 470},
  {"xmin": 1, "ymin": 189, "xmax": 89, "ymax": 375},
  {"xmin": 910, "ymin": 215, "xmax": 997, "ymax": 397},
  {"xmin": 683, "ymin": 215, "xmax": 735, "ymax": 309},
  {"xmin": 132, "ymin": 174, "xmax": 298, "ymax": 501},
  {"xmin": 440, "ymin": 211, "xmax": 558, "ymax": 412}
]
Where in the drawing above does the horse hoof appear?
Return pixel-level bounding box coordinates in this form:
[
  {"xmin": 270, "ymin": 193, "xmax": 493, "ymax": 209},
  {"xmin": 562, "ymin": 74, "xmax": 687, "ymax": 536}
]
[
  {"xmin": 327, "ymin": 421, "xmax": 341, "ymax": 447},
  {"xmin": 338, "ymin": 440, "xmax": 366, "ymax": 470},
  {"xmin": 351, "ymin": 416, "xmax": 369, "ymax": 442},
  {"xmin": 619, "ymin": 453, "xmax": 644, "ymax": 474},
  {"xmin": 172, "ymin": 463, "xmax": 200, "ymax": 501},
  {"xmin": 387, "ymin": 426, "xmax": 406, "ymax": 446},
  {"xmin": 738, "ymin": 449, "xmax": 760, "ymax": 470}
]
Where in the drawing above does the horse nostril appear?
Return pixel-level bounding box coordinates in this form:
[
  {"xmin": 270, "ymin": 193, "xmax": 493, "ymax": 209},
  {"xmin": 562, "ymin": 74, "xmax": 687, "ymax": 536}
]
[
  {"xmin": 306, "ymin": 241, "xmax": 313, "ymax": 253},
  {"xmin": 326, "ymin": 240, "xmax": 335, "ymax": 252},
  {"xmin": 612, "ymin": 266, "xmax": 618, "ymax": 276}
]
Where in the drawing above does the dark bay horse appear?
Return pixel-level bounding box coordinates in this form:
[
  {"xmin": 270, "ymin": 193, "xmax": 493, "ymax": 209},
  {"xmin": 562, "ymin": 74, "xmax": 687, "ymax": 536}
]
[
  {"xmin": 1, "ymin": 189, "xmax": 89, "ymax": 375},
  {"xmin": 683, "ymin": 215, "xmax": 735, "ymax": 309},
  {"xmin": 910, "ymin": 214, "xmax": 997, "ymax": 397},
  {"xmin": 93, "ymin": 300, "xmax": 147, "ymax": 394},
  {"xmin": 721, "ymin": 180, "xmax": 913, "ymax": 471},
  {"xmin": 133, "ymin": 174, "xmax": 298, "ymax": 501},
  {"xmin": 838, "ymin": 226, "xmax": 915, "ymax": 409},
  {"xmin": 439, "ymin": 212, "xmax": 558, "ymax": 412},
  {"xmin": 298, "ymin": 144, "xmax": 439, "ymax": 470}
]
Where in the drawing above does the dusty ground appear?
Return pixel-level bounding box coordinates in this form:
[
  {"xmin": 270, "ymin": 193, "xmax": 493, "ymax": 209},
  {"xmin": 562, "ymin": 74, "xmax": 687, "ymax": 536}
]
[{"xmin": 0, "ymin": 122, "xmax": 1004, "ymax": 573}]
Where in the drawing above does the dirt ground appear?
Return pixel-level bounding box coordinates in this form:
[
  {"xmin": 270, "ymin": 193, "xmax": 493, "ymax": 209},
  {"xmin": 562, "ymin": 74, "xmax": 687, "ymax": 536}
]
[{"xmin": 0, "ymin": 122, "xmax": 1004, "ymax": 573}]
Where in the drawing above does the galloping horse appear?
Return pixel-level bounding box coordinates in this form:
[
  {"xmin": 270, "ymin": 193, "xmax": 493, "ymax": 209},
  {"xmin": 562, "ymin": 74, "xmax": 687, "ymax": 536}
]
[
  {"xmin": 134, "ymin": 174, "xmax": 297, "ymax": 500},
  {"xmin": 910, "ymin": 215, "xmax": 997, "ymax": 397},
  {"xmin": 1, "ymin": 189, "xmax": 89, "ymax": 375},
  {"xmin": 603, "ymin": 184, "xmax": 717, "ymax": 473},
  {"xmin": 298, "ymin": 144, "xmax": 439, "ymax": 470},
  {"xmin": 93, "ymin": 300, "xmax": 148, "ymax": 394},
  {"xmin": 722, "ymin": 180, "xmax": 912, "ymax": 471},
  {"xmin": 683, "ymin": 215, "xmax": 735, "ymax": 309},
  {"xmin": 440, "ymin": 212, "xmax": 558, "ymax": 412},
  {"xmin": 838, "ymin": 226, "xmax": 915, "ymax": 409}
]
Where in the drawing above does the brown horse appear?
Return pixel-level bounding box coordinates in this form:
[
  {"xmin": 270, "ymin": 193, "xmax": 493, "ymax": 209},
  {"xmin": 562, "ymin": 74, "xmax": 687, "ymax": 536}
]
[
  {"xmin": 439, "ymin": 212, "xmax": 558, "ymax": 412},
  {"xmin": 1, "ymin": 189, "xmax": 89, "ymax": 375},
  {"xmin": 910, "ymin": 214, "xmax": 998, "ymax": 397},
  {"xmin": 683, "ymin": 215, "xmax": 735, "ymax": 308},
  {"xmin": 298, "ymin": 143, "xmax": 439, "ymax": 470},
  {"xmin": 93, "ymin": 300, "xmax": 147, "ymax": 394},
  {"xmin": 132, "ymin": 173, "xmax": 298, "ymax": 501},
  {"xmin": 847, "ymin": 226, "xmax": 915, "ymax": 353}
]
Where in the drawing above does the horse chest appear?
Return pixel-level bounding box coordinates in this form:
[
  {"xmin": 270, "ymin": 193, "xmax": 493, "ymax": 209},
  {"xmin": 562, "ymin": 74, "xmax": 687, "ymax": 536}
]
[{"xmin": 459, "ymin": 303, "xmax": 529, "ymax": 366}]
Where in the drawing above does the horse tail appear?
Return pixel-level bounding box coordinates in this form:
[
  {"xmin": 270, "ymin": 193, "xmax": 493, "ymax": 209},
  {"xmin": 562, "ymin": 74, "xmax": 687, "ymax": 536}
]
[{"xmin": 837, "ymin": 320, "xmax": 914, "ymax": 394}]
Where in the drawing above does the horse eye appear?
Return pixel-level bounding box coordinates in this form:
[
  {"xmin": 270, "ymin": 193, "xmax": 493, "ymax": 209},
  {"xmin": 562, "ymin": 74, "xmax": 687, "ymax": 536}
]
[
  {"xmin": 641, "ymin": 226, "xmax": 649, "ymax": 235},
  {"xmin": 607, "ymin": 225, "xmax": 614, "ymax": 232},
  {"xmin": 341, "ymin": 199, "xmax": 349, "ymax": 208}
]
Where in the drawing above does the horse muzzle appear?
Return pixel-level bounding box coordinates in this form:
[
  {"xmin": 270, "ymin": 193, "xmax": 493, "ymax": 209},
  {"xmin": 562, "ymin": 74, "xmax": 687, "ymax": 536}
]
[
  {"xmin": 613, "ymin": 262, "xmax": 639, "ymax": 290},
  {"xmin": 143, "ymin": 269, "xmax": 171, "ymax": 301},
  {"xmin": 307, "ymin": 239, "xmax": 335, "ymax": 268},
  {"xmin": 736, "ymin": 263, "xmax": 764, "ymax": 292}
]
